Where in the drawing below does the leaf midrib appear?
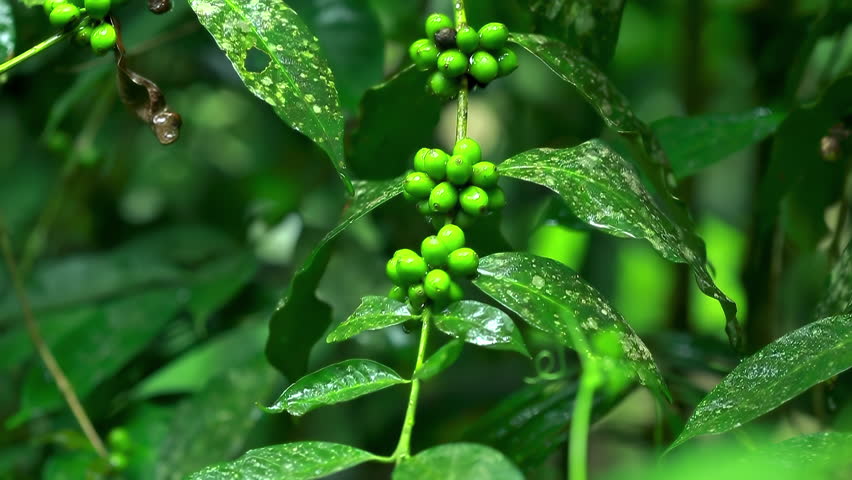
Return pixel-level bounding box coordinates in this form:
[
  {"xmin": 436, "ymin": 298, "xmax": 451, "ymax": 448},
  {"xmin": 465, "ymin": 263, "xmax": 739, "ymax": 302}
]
[{"xmin": 287, "ymin": 369, "xmax": 407, "ymax": 413}]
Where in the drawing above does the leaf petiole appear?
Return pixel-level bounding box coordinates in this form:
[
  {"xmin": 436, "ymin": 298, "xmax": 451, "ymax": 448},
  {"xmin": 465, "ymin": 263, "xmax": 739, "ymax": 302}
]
[{"xmin": 391, "ymin": 309, "xmax": 431, "ymax": 462}]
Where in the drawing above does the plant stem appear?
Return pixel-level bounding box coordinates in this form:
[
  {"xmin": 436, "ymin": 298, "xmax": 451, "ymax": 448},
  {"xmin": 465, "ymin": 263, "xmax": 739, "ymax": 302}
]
[
  {"xmin": 0, "ymin": 31, "xmax": 70, "ymax": 76},
  {"xmin": 454, "ymin": 0, "xmax": 469, "ymax": 143},
  {"xmin": 454, "ymin": 0, "xmax": 467, "ymax": 26},
  {"xmin": 0, "ymin": 216, "xmax": 108, "ymax": 458},
  {"xmin": 392, "ymin": 310, "xmax": 431, "ymax": 462},
  {"xmin": 562, "ymin": 312, "xmax": 600, "ymax": 480},
  {"xmin": 828, "ymin": 154, "xmax": 851, "ymax": 263}
]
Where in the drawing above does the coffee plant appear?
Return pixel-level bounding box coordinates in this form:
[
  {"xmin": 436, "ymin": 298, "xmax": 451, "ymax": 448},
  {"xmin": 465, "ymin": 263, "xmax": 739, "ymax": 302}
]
[{"xmin": 0, "ymin": 0, "xmax": 850, "ymax": 479}]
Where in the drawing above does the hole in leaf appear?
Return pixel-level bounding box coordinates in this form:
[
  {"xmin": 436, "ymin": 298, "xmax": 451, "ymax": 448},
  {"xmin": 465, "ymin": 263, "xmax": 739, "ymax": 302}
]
[{"xmin": 244, "ymin": 47, "xmax": 271, "ymax": 73}]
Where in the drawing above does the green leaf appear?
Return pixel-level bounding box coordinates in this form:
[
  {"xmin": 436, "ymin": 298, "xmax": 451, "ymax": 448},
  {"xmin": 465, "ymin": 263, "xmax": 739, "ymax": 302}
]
[
  {"xmin": 392, "ymin": 443, "xmax": 523, "ymax": 480},
  {"xmin": 652, "ymin": 108, "xmax": 785, "ymax": 179},
  {"xmin": 761, "ymin": 432, "xmax": 852, "ymax": 469},
  {"xmin": 670, "ymin": 314, "xmax": 852, "ymax": 451},
  {"xmin": 287, "ymin": 0, "xmax": 383, "ymax": 111},
  {"xmin": 42, "ymin": 451, "xmax": 100, "ymax": 480},
  {"xmin": 414, "ymin": 339, "xmax": 463, "ymax": 381},
  {"xmin": 264, "ymin": 359, "xmax": 408, "ymax": 416},
  {"xmin": 188, "ymin": 442, "xmax": 378, "ymax": 480},
  {"xmin": 520, "ymin": 0, "xmax": 625, "ymax": 65},
  {"xmin": 186, "ymin": 252, "xmax": 258, "ymax": 327},
  {"xmin": 0, "ymin": 0, "xmax": 13, "ymax": 61},
  {"xmin": 433, "ymin": 301, "xmax": 530, "ymax": 357},
  {"xmin": 815, "ymin": 245, "xmax": 852, "ymax": 319},
  {"xmin": 266, "ymin": 176, "xmax": 404, "ymax": 379},
  {"xmin": 349, "ymin": 66, "xmax": 442, "ymax": 179},
  {"xmin": 473, "ymin": 252, "xmax": 669, "ymax": 401},
  {"xmin": 0, "ymin": 307, "xmax": 91, "ymax": 372},
  {"xmin": 326, "ymin": 296, "xmax": 416, "ymax": 343},
  {"xmin": 499, "ymin": 141, "xmax": 739, "ymax": 350},
  {"xmin": 187, "ymin": 0, "xmax": 352, "ymax": 192}
]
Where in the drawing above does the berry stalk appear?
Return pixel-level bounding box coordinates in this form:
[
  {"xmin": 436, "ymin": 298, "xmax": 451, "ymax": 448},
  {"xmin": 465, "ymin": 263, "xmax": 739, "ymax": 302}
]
[
  {"xmin": 0, "ymin": 31, "xmax": 70, "ymax": 75},
  {"xmin": 391, "ymin": 310, "xmax": 432, "ymax": 462}
]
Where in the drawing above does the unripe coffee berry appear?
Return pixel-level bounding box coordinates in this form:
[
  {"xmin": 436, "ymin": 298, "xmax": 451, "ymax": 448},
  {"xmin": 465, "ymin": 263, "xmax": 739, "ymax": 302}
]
[
  {"xmin": 460, "ymin": 185, "xmax": 490, "ymax": 216},
  {"xmin": 456, "ymin": 25, "xmax": 479, "ymax": 54},
  {"xmin": 49, "ymin": 3, "xmax": 80, "ymax": 28},
  {"xmin": 395, "ymin": 248, "xmax": 419, "ymax": 258},
  {"xmin": 454, "ymin": 210, "xmax": 476, "ymax": 229},
  {"xmin": 428, "ymin": 71, "xmax": 457, "ymax": 98},
  {"xmin": 416, "ymin": 200, "xmax": 433, "ymax": 216},
  {"xmin": 423, "ymin": 149, "xmax": 449, "ymax": 181},
  {"xmin": 425, "ymin": 13, "xmax": 453, "ymax": 39},
  {"xmin": 453, "ymin": 138, "xmax": 482, "ymax": 164},
  {"xmin": 408, "ymin": 283, "xmax": 428, "ymax": 308},
  {"xmin": 487, "ymin": 187, "xmax": 506, "ymax": 210},
  {"xmin": 397, "ymin": 254, "xmax": 428, "ymax": 284},
  {"xmin": 404, "ymin": 171, "xmax": 436, "ymax": 199},
  {"xmin": 410, "ymin": 39, "xmax": 439, "ymax": 71},
  {"xmin": 496, "ymin": 48, "xmax": 519, "ymax": 77},
  {"xmin": 449, "ymin": 281, "xmax": 464, "ymax": 302},
  {"xmin": 421, "ymin": 235, "xmax": 449, "ymax": 267},
  {"xmin": 389, "ymin": 285, "xmax": 407, "ymax": 303},
  {"xmin": 446, "ymin": 154, "xmax": 473, "ymax": 185},
  {"xmin": 73, "ymin": 24, "xmax": 93, "ymax": 46},
  {"xmin": 43, "ymin": 0, "xmax": 66, "ymax": 15},
  {"xmin": 434, "ymin": 27, "xmax": 457, "ymax": 50},
  {"xmin": 437, "ymin": 224, "xmax": 465, "ymax": 251},
  {"xmin": 84, "ymin": 0, "xmax": 112, "ymax": 20},
  {"xmin": 438, "ymin": 49, "xmax": 468, "ymax": 78},
  {"xmin": 448, "ymin": 247, "xmax": 479, "ymax": 276},
  {"xmin": 470, "ymin": 51, "xmax": 499, "ymax": 84},
  {"xmin": 413, "ymin": 147, "xmax": 430, "ymax": 172},
  {"xmin": 471, "ymin": 161, "xmax": 499, "ymax": 188},
  {"xmin": 90, "ymin": 23, "xmax": 117, "ymax": 54},
  {"xmin": 424, "ymin": 269, "xmax": 451, "ymax": 301},
  {"xmin": 386, "ymin": 257, "xmax": 402, "ymax": 285},
  {"xmin": 109, "ymin": 452, "xmax": 129, "ymax": 471},
  {"xmin": 107, "ymin": 428, "xmax": 132, "ymax": 452},
  {"xmin": 429, "ymin": 181, "xmax": 458, "ymax": 213},
  {"xmin": 479, "ymin": 22, "xmax": 509, "ymax": 50}
]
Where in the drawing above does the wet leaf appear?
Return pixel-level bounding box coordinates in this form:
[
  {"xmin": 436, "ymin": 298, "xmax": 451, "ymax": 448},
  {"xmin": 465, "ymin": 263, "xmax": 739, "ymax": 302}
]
[
  {"xmin": 187, "ymin": 442, "xmax": 378, "ymax": 480},
  {"xmin": 188, "ymin": 0, "xmax": 352, "ymax": 192},
  {"xmin": 392, "ymin": 443, "xmax": 524, "ymax": 480},
  {"xmin": 670, "ymin": 314, "xmax": 852, "ymax": 451},
  {"xmin": 433, "ymin": 301, "xmax": 530, "ymax": 357},
  {"xmin": 815, "ymin": 245, "xmax": 852, "ymax": 319},
  {"xmin": 266, "ymin": 176, "xmax": 403, "ymax": 379},
  {"xmin": 326, "ymin": 296, "xmax": 416, "ymax": 343},
  {"xmin": 264, "ymin": 359, "xmax": 408, "ymax": 416},
  {"xmin": 473, "ymin": 252, "xmax": 669, "ymax": 401},
  {"xmin": 414, "ymin": 339, "xmax": 463, "ymax": 381},
  {"xmin": 499, "ymin": 141, "xmax": 739, "ymax": 350},
  {"xmin": 0, "ymin": 0, "xmax": 13, "ymax": 61},
  {"xmin": 761, "ymin": 432, "xmax": 852, "ymax": 469}
]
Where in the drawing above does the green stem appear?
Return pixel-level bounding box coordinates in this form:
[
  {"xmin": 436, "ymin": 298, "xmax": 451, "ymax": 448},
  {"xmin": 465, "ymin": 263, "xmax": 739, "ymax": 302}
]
[
  {"xmin": 0, "ymin": 31, "xmax": 70, "ymax": 76},
  {"xmin": 454, "ymin": 0, "xmax": 469, "ymax": 143},
  {"xmin": 454, "ymin": 0, "xmax": 467, "ymax": 26},
  {"xmin": 392, "ymin": 310, "xmax": 431, "ymax": 462},
  {"xmin": 562, "ymin": 312, "xmax": 600, "ymax": 480}
]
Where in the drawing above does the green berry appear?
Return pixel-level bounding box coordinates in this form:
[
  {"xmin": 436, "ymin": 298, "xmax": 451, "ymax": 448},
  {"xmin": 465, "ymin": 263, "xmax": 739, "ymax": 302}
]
[
  {"xmin": 448, "ymin": 248, "xmax": 479, "ymax": 276},
  {"xmin": 487, "ymin": 187, "xmax": 506, "ymax": 210},
  {"xmin": 456, "ymin": 25, "xmax": 479, "ymax": 54},
  {"xmin": 73, "ymin": 24, "xmax": 93, "ymax": 46},
  {"xmin": 429, "ymin": 182, "xmax": 458, "ymax": 213},
  {"xmin": 49, "ymin": 3, "xmax": 80, "ymax": 28},
  {"xmin": 84, "ymin": 0, "xmax": 112, "ymax": 19},
  {"xmin": 408, "ymin": 283, "xmax": 428, "ymax": 308},
  {"xmin": 417, "ymin": 200, "xmax": 433, "ymax": 216},
  {"xmin": 410, "ymin": 39, "xmax": 440, "ymax": 71},
  {"xmin": 446, "ymin": 154, "xmax": 473, "ymax": 185},
  {"xmin": 90, "ymin": 23, "xmax": 117, "ymax": 54},
  {"xmin": 108, "ymin": 452, "xmax": 129, "ymax": 471},
  {"xmin": 403, "ymin": 190, "xmax": 416, "ymax": 203},
  {"xmin": 424, "ymin": 269, "xmax": 451, "ymax": 301},
  {"xmin": 436, "ymin": 224, "xmax": 465, "ymax": 251},
  {"xmin": 437, "ymin": 49, "xmax": 468, "ymax": 78},
  {"xmin": 404, "ymin": 171, "xmax": 436, "ymax": 199},
  {"xmin": 449, "ymin": 281, "xmax": 464, "ymax": 302},
  {"xmin": 479, "ymin": 22, "xmax": 509, "ymax": 50},
  {"xmin": 453, "ymin": 138, "xmax": 482, "ymax": 165},
  {"xmin": 496, "ymin": 48, "xmax": 519, "ymax": 77},
  {"xmin": 428, "ymin": 71, "xmax": 458, "ymax": 98},
  {"xmin": 454, "ymin": 210, "xmax": 476, "ymax": 229},
  {"xmin": 460, "ymin": 185, "xmax": 490, "ymax": 216},
  {"xmin": 386, "ymin": 257, "xmax": 402, "ymax": 285},
  {"xmin": 394, "ymin": 248, "xmax": 418, "ymax": 259},
  {"xmin": 470, "ymin": 51, "xmax": 499, "ymax": 84},
  {"xmin": 423, "ymin": 148, "xmax": 449, "ymax": 181},
  {"xmin": 471, "ymin": 161, "xmax": 499, "ymax": 188},
  {"xmin": 389, "ymin": 286, "xmax": 407, "ymax": 303},
  {"xmin": 107, "ymin": 428, "xmax": 132, "ymax": 452},
  {"xmin": 421, "ymin": 235, "xmax": 449, "ymax": 267},
  {"xmin": 413, "ymin": 147, "xmax": 430, "ymax": 172},
  {"xmin": 43, "ymin": 0, "xmax": 66, "ymax": 15},
  {"xmin": 425, "ymin": 13, "xmax": 453, "ymax": 39},
  {"xmin": 397, "ymin": 254, "xmax": 428, "ymax": 284}
]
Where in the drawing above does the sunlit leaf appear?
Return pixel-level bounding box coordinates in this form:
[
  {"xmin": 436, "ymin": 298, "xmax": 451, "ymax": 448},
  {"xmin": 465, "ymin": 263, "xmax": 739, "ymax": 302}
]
[
  {"xmin": 433, "ymin": 301, "xmax": 530, "ymax": 357},
  {"xmin": 414, "ymin": 339, "xmax": 463, "ymax": 381},
  {"xmin": 0, "ymin": 0, "xmax": 14, "ymax": 61},
  {"xmin": 327, "ymin": 296, "xmax": 416, "ymax": 343},
  {"xmin": 392, "ymin": 443, "xmax": 523, "ymax": 480}
]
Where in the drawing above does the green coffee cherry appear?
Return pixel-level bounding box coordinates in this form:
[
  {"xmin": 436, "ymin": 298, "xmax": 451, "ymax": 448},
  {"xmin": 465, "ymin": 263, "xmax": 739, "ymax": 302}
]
[
  {"xmin": 460, "ymin": 185, "xmax": 490, "ymax": 216},
  {"xmin": 386, "ymin": 257, "xmax": 402, "ymax": 285},
  {"xmin": 448, "ymin": 247, "xmax": 479, "ymax": 276},
  {"xmin": 496, "ymin": 48, "xmax": 519, "ymax": 77},
  {"xmin": 487, "ymin": 187, "xmax": 506, "ymax": 210},
  {"xmin": 395, "ymin": 248, "xmax": 419, "ymax": 258},
  {"xmin": 423, "ymin": 148, "xmax": 449, "ymax": 181},
  {"xmin": 425, "ymin": 13, "xmax": 453, "ymax": 39},
  {"xmin": 108, "ymin": 452, "xmax": 129, "ymax": 471},
  {"xmin": 470, "ymin": 51, "xmax": 499, "ymax": 84},
  {"xmin": 410, "ymin": 39, "xmax": 440, "ymax": 71},
  {"xmin": 446, "ymin": 154, "xmax": 473, "ymax": 185},
  {"xmin": 397, "ymin": 254, "xmax": 428, "ymax": 284},
  {"xmin": 428, "ymin": 71, "xmax": 458, "ymax": 98},
  {"xmin": 437, "ymin": 49, "xmax": 468, "ymax": 78},
  {"xmin": 73, "ymin": 24, "xmax": 93, "ymax": 46},
  {"xmin": 408, "ymin": 283, "xmax": 428, "ymax": 308},
  {"xmin": 453, "ymin": 138, "xmax": 482, "ymax": 165},
  {"xmin": 84, "ymin": 0, "xmax": 112, "ymax": 19},
  {"xmin": 421, "ymin": 235, "xmax": 449, "ymax": 267},
  {"xmin": 424, "ymin": 269, "xmax": 451, "ymax": 301},
  {"xmin": 479, "ymin": 22, "xmax": 509, "ymax": 50},
  {"xmin": 456, "ymin": 25, "xmax": 479, "ymax": 54},
  {"xmin": 107, "ymin": 428, "xmax": 132, "ymax": 452},
  {"xmin": 449, "ymin": 281, "xmax": 464, "ymax": 302},
  {"xmin": 416, "ymin": 200, "xmax": 433, "ymax": 216},
  {"xmin": 49, "ymin": 3, "xmax": 81, "ymax": 28},
  {"xmin": 90, "ymin": 23, "xmax": 117, "ymax": 54},
  {"xmin": 437, "ymin": 224, "xmax": 465, "ymax": 251},
  {"xmin": 413, "ymin": 147, "xmax": 430, "ymax": 172},
  {"xmin": 429, "ymin": 181, "xmax": 458, "ymax": 213},
  {"xmin": 471, "ymin": 161, "xmax": 499, "ymax": 188},
  {"xmin": 454, "ymin": 210, "xmax": 476, "ymax": 229},
  {"xmin": 404, "ymin": 171, "xmax": 436, "ymax": 199},
  {"xmin": 402, "ymin": 190, "xmax": 416, "ymax": 203},
  {"xmin": 389, "ymin": 286, "xmax": 407, "ymax": 303},
  {"xmin": 43, "ymin": 0, "xmax": 66, "ymax": 15}
]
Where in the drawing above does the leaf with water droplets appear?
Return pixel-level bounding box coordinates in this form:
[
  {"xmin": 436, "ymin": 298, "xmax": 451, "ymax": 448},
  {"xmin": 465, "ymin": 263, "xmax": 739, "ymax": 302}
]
[
  {"xmin": 414, "ymin": 339, "xmax": 463, "ymax": 381},
  {"xmin": 473, "ymin": 252, "xmax": 669, "ymax": 401},
  {"xmin": 433, "ymin": 301, "xmax": 530, "ymax": 357},
  {"xmin": 327, "ymin": 296, "xmax": 417, "ymax": 343},
  {"xmin": 0, "ymin": 0, "xmax": 13, "ymax": 62},
  {"xmin": 263, "ymin": 359, "xmax": 408, "ymax": 416},
  {"xmin": 814, "ymin": 244, "xmax": 852, "ymax": 319},
  {"xmin": 392, "ymin": 443, "xmax": 524, "ymax": 480},
  {"xmin": 670, "ymin": 314, "xmax": 852, "ymax": 451},
  {"xmin": 266, "ymin": 177, "xmax": 404, "ymax": 380},
  {"xmin": 187, "ymin": 0, "xmax": 352, "ymax": 192},
  {"xmin": 761, "ymin": 432, "xmax": 852, "ymax": 470},
  {"xmin": 499, "ymin": 140, "xmax": 739, "ymax": 350},
  {"xmin": 187, "ymin": 442, "xmax": 379, "ymax": 480}
]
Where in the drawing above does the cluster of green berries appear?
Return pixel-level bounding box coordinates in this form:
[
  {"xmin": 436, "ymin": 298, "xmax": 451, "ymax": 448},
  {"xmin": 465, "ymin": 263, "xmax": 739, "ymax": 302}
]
[
  {"xmin": 106, "ymin": 427, "xmax": 132, "ymax": 471},
  {"xmin": 403, "ymin": 137, "xmax": 505, "ymax": 226},
  {"xmin": 42, "ymin": 0, "xmax": 118, "ymax": 54},
  {"xmin": 386, "ymin": 224, "xmax": 479, "ymax": 312},
  {"xmin": 409, "ymin": 13, "xmax": 519, "ymax": 98}
]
